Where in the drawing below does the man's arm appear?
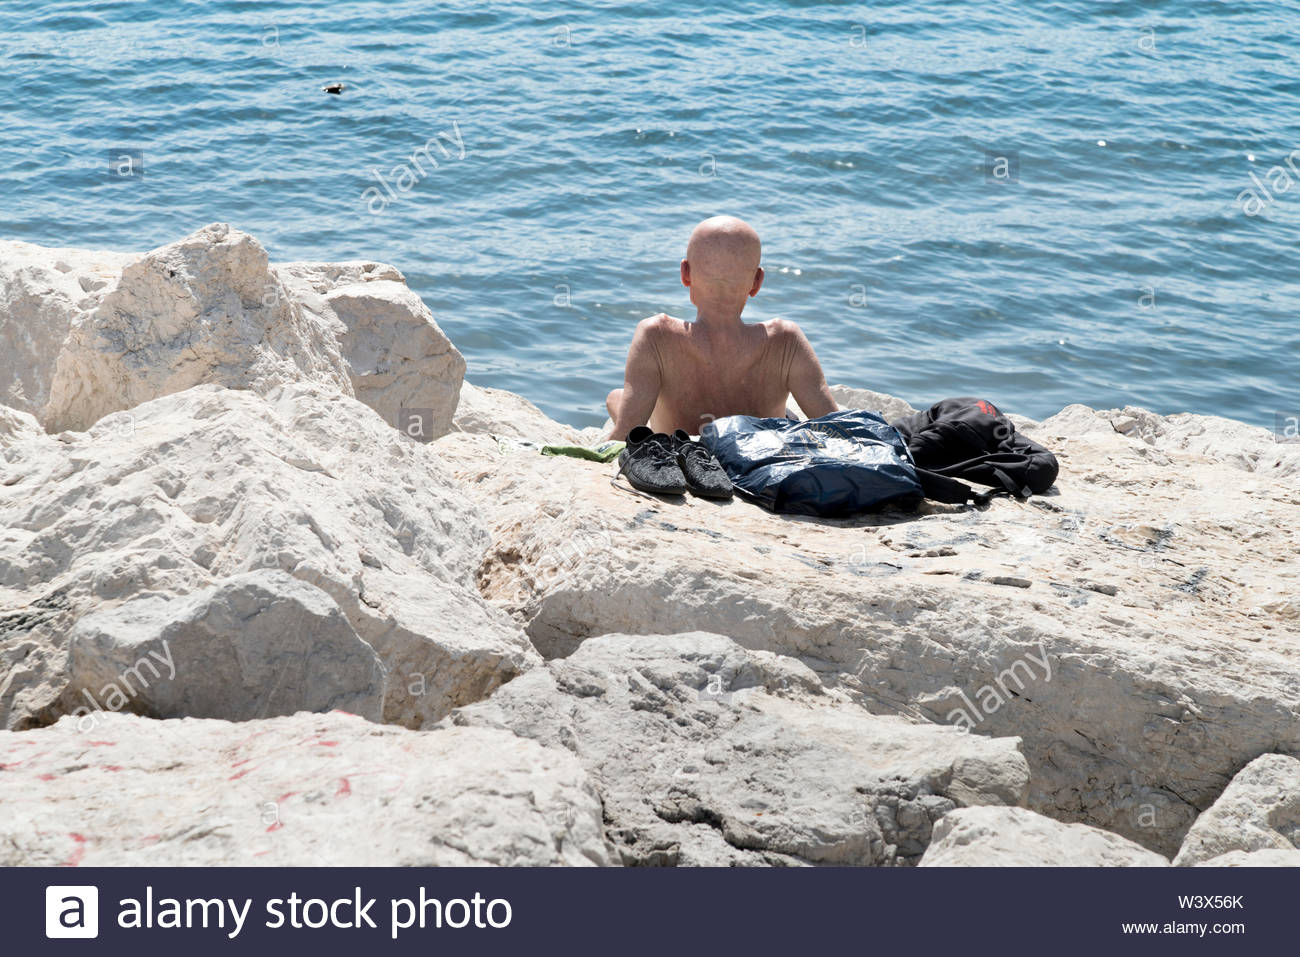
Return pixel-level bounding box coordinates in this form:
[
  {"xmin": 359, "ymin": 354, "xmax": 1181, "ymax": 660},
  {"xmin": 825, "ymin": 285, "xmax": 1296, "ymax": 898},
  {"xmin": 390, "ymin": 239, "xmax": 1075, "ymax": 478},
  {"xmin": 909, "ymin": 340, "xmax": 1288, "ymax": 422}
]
[
  {"xmin": 781, "ymin": 320, "xmax": 838, "ymax": 418},
  {"xmin": 608, "ymin": 316, "xmax": 665, "ymax": 440}
]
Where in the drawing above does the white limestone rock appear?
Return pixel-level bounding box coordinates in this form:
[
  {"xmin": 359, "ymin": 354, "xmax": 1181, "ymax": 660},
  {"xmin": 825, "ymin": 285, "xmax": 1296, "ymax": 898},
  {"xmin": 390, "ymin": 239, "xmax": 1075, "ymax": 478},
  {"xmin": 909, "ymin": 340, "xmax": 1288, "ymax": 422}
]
[
  {"xmin": 0, "ymin": 405, "xmax": 43, "ymax": 444},
  {"xmin": 0, "ymin": 239, "xmax": 135, "ymax": 419},
  {"xmin": 919, "ymin": 806, "xmax": 1168, "ymax": 866},
  {"xmin": 273, "ymin": 260, "xmax": 405, "ymax": 293},
  {"xmin": 0, "ymin": 225, "xmax": 464, "ymax": 440},
  {"xmin": 1038, "ymin": 404, "xmax": 1300, "ymax": 481},
  {"xmin": 66, "ymin": 572, "xmax": 386, "ymax": 723},
  {"xmin": 329, "ymin": 281, "xmax": 463, "ymax": 437},
  {"xmin": 0, "ymin": 710, "xmax": 611, "ymax": 866},
  {"xmin": 1172, "ymin": 753, "xmax": 1300, "ymax": 866},
  {"xmin": 436, "ymin": 390, "xmax": 1300, "ymax": 857},
  {"xmin": 0, "ymin": 383, "xmax": 536, "ymax": 731},
  {"xmin": 278, "ymin": 264, "xmax": 465, "ymax": 438},
  {"xmin": 449, "ymin": 631, "xmax": 1029, "ymax": 866},
  {"xmin": 454, "ymin": 381, "xmax": 586, "ymax": 443},
  {"xmin": 1194, "ymin": 849, "xmax": 1300, "ymax": 866},
  {"xmin": 44, "ymin": 223, "xmax": 351, "ymax": 433},
  {"xmin": 828, "ymin": 384, "xmax": 920, "ymax": 422}
]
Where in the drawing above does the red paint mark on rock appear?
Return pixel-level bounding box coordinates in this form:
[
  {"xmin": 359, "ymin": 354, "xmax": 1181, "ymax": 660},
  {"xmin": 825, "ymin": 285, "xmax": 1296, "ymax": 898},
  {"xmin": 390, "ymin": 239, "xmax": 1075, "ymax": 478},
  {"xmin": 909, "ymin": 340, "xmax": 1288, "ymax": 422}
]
[
  {"xmin": 141, "ymin": 834, "xmax": 161, "ymax": 845},
  {"xmin": 104, "ymin": 765, "xmax": 124, "ymax": 772},
  {"xmin": 0, "ymin": 761, "xmax": 22, "ymax": 770},
  {"xmin": 39, "ymin": 773, "xmax": 57, "ymax": 781},
  {"xmin": 277, "ymin": 791, "xmax": 298, "ymax": 803},
  {"xmin": 315, "ymin": 740, "xmax": 339, "ymax": 747},
  {"xmin": 88, "ymin": 741, "xmax": 116, "ymax": 747},
  {"xmin": 229, "ymin": 769, "xmax": 251, "ymax": 781},
  {"xmin": 335, "ymin": 777, "xmax": 351, "ymax": 797},
  {"xmin": 266, "ymin": 822, "xmax": 283, "ymax": 833},
  {"xmin": 62, "ymin": 833, "xmax": 87, "ymax": 867}
]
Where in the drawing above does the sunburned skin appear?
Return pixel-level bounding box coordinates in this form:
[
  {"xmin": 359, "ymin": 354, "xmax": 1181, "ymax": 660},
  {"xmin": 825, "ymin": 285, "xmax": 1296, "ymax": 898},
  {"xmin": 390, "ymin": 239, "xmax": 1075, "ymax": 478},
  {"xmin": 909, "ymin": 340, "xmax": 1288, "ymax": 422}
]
[{"xmin": 606, "ymin": 216, "xmax": 838, "ymax": 439}]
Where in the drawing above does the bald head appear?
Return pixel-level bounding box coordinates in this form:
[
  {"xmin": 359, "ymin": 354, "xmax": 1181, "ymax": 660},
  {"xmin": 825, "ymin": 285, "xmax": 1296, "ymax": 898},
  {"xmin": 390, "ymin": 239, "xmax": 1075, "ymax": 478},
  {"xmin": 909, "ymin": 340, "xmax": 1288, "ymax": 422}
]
[{"xmin": 682, "ymin": 216, "xmax": 763, "ymax": 313}]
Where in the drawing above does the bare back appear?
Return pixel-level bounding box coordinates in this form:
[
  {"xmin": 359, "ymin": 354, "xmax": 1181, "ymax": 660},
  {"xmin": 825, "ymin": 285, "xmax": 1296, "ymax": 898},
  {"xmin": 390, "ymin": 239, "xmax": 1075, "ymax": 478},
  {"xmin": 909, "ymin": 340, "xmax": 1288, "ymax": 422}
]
[
  {"xmin": 639, "ymin": 314, "xmax": 826, "ymax": 435},
  {"xmin": 606, "ymin": 216, "xmax": 839, "ymax": 440}
]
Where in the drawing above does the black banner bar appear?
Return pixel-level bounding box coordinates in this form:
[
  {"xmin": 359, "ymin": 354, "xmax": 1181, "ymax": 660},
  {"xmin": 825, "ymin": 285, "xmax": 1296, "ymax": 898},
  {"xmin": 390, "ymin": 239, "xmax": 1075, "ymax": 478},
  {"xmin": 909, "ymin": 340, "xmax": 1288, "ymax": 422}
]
[{"xmin": 7, "ymin": 866, "xmax": 1290, "ymax": 954}]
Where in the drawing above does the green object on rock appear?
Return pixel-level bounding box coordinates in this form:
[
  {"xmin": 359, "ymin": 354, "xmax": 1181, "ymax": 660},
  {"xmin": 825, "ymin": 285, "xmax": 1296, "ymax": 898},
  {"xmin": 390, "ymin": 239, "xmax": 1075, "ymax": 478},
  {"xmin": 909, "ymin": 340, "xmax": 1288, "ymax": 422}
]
[{"xmin": 540, "ymin": 440, "xmax": 625, "ymax": 463}]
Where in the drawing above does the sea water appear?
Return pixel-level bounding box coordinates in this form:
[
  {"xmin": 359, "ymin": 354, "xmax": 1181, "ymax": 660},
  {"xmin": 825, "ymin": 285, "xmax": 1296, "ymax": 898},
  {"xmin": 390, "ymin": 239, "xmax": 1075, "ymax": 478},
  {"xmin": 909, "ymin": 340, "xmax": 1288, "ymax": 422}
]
[{"xmin": 2, "ymin": 0, "xmax": 1297, "ymax": 429}]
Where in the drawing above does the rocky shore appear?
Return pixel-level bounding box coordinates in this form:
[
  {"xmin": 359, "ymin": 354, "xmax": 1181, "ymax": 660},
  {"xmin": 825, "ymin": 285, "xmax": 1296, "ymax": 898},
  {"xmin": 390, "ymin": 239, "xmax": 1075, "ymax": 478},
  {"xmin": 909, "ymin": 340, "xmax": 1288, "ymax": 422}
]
[{"xmin": 1, "ymin": 224, "xmax": 1297, "ymax": 867}]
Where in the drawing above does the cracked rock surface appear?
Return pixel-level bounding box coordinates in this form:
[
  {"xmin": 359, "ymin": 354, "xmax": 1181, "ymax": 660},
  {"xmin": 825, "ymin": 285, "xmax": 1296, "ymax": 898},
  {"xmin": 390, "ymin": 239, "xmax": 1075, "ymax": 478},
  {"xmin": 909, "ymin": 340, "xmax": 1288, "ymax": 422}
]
[
  {"xmin": 0, "ymin": 710, "xmax": 610, "ymax": 866},
  {"xmin": 1172, "ymin": 753, "xmax": 1300, "ymax": 866},
  {"xmin": 919, "ymin": 805, "xmax": 1169, "ymax": 866},
  {"xmin": 441, "ymin": 375, "xmax": 1300, "ymax": 858},
  {"xmin": 449, "ymin": 631, "xmax": 1030, "ymax": 866},
  {"xmin": 0, "ymin": 384, "xmax": 535, "ymax": 730}
]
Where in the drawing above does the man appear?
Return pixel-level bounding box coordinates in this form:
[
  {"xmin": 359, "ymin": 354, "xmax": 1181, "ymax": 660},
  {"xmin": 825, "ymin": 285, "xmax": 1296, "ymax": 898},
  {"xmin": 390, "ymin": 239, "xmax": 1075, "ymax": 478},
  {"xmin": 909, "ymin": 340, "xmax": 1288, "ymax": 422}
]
[{"xmin": 606, "ymin": 216, "xmax": 838, "ymax": 440}]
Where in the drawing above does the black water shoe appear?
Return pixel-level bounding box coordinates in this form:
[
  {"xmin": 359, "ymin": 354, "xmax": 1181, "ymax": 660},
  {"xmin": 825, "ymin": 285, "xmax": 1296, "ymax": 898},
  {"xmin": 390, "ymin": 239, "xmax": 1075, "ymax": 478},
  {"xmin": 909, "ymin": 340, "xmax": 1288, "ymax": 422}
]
[
  {"xmin": 618, "ymin": 426, "xmax": 687, "ymax": 495},
  {"xmin": 671, "ymin": 430, "xmax": 734, "ymax": 499}
]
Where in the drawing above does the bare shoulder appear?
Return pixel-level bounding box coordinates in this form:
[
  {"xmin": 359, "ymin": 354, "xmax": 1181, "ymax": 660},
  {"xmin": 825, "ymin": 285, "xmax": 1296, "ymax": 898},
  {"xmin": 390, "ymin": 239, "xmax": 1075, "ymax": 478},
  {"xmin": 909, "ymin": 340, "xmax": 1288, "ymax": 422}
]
[
  {"xmin": 639, "ymin": 312, "xmax": 682, "ymax": 331},
  {"xmin": 759, "ymin": 317, "xmax": 807, "ymax": 343}
]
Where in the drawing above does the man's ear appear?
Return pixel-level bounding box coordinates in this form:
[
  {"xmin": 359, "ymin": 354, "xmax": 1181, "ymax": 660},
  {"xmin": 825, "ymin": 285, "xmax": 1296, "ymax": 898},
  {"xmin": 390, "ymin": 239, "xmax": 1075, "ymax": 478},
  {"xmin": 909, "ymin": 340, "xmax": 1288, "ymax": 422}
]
[
  {"xmin": 680, "ymin": 259, "xmax": 691, "ymax": 287},
  {"xmin": 749, "ymin": 266, "xmax": 764, "ymax": 297}
]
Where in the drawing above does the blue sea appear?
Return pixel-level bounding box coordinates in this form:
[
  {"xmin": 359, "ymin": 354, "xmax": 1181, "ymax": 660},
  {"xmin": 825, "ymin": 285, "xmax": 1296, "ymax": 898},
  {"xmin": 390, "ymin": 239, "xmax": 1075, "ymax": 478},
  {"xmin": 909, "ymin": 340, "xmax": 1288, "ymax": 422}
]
[{"xmin": 2, "ymin": 0, "xmax": 1297, "ymax": 429}]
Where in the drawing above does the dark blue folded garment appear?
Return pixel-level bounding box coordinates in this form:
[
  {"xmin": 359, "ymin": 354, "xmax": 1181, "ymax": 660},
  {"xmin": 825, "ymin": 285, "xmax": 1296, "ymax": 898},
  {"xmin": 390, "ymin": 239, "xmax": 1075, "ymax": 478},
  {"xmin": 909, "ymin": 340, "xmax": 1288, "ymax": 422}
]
[{"xmin": 698, "ymin": 410, "xmax": 924, "ymax": 516}]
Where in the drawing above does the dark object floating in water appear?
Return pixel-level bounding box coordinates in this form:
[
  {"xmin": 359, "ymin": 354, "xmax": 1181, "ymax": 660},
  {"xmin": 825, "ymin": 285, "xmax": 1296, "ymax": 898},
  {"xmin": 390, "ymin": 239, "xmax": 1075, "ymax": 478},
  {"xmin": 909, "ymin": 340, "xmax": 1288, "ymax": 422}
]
[{"xmin": 323, "ymin": 82, "xmax": 345, "ymax": 95}]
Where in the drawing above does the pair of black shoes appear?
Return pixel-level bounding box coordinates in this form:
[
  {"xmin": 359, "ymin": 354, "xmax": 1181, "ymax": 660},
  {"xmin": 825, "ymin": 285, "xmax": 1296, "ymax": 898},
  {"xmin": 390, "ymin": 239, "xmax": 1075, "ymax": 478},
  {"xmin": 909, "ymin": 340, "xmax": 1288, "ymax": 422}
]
[{"xmin": 618, "ymin": 427, "xmax": 733, "ymax": 499}]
